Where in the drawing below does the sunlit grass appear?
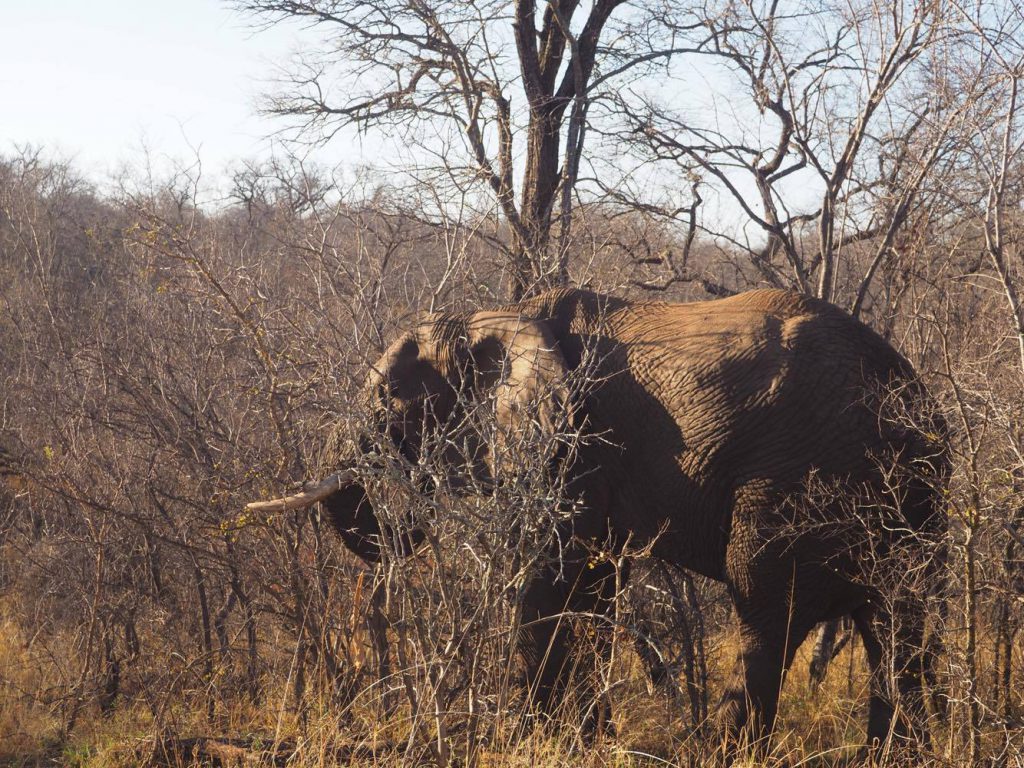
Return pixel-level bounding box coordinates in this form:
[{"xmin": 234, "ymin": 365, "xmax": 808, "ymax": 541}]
[{"xmin": 1, "ymin": 609, "xmax": 1019, "ymax": 767}]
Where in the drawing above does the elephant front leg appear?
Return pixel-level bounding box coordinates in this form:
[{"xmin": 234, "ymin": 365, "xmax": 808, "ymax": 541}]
[
  {"xmin": 517, "ymin": 552, "xmax": 621, "ymax": 737},
  {"xmin": 366, "ymin": 570, "xmax": 395, "ymax": 714}
]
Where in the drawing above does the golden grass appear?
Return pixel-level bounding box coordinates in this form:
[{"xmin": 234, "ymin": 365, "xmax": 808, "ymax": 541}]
[
  {"xmin": 0, "ymin": 616, "xmax": 63, "ymax": 765},
  {"xmin": 1, "ymin": 612, "xmax": 1019, "ymax": 767}
]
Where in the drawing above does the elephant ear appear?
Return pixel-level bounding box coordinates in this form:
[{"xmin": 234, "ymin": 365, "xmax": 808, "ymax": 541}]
[{"xmin": 461, "ymin": 312, "xmax": 575, "ymax": 473}]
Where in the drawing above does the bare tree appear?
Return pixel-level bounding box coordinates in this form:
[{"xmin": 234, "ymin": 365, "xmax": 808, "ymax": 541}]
[
  {"xmin": 617, "ymin": 0, "xmax": 968, "ymax": 313},
  {"xmin": 233, "ymin": 0, "xmax": 698, "ymax": 299}
]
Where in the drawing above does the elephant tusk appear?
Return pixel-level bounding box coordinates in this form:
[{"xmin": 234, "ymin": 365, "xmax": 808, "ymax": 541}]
[{"xmin": 245, "ymin": 469, "xmax": 357, "ymax": 513}]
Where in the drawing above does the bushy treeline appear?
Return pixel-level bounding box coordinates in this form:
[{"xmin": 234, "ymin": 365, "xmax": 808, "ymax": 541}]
[{"xmin": 0, "ymin": 139, "xmax": 1021, "ymax": 766}]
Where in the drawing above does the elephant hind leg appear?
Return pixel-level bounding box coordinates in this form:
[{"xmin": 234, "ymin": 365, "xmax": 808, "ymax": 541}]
[
  {"xmin": 852, "ymin": 604, "xmax": 896, "ymax": 749},
  {"xmin": 716, "ymin": 600, "xmax": 817, "ymax": 755},
  {"xmin": 718, "ymin": 499, "xmax": 830, "ymax": 754},
  {"xmin": 852, "ymin": 599, "xmax": 930, "ymax": 752}
]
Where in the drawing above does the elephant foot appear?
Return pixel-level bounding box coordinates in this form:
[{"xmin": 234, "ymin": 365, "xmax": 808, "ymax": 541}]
[{"xmin": 713, "ymin": 691, "xmax": 776, "ymax": 764}]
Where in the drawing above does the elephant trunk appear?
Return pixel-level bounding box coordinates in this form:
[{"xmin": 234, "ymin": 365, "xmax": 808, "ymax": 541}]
[{"xmin": 245, "ymin": 469, "xmax": 359, "ymax": 513}]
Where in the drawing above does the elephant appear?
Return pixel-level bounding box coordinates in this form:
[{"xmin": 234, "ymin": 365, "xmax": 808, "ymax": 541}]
[{"xmin": 246, "ymin": 287, "xmax": 947, "ymax": 753}]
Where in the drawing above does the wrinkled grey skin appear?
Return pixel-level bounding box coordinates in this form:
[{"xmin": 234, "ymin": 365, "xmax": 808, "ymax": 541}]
[{"xmin": 292, "ymin": 288, "xmax": 948, "ymax": 751}]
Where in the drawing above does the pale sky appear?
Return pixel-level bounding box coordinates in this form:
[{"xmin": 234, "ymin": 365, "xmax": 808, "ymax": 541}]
[
  {"xmin": 0, "ymin": 2, "xmax": 816, "ymax": 235},
  {"xmin": 1, "ymin": 0, "xmax": 363, "ymax": 178}
]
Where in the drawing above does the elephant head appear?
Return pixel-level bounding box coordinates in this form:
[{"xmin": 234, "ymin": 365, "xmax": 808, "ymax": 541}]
[{"xmin": 245, "ymin": 311, "xmax": 575, "ymax": 561}]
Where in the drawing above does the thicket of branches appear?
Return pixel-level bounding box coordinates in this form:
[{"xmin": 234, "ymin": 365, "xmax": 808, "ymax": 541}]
[{"xmin": 1, "ymin": 0, "xmax": 1023, "ymax": 765}]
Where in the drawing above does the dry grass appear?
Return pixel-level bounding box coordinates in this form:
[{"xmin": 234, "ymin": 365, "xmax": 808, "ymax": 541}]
[
  {"xmin": 0, "ymin": 617, "xmax": 63, "ymax": 765},
  {"xmin": 7, "ymin": 609, "xmax": 1017, "ymax": 768}
]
